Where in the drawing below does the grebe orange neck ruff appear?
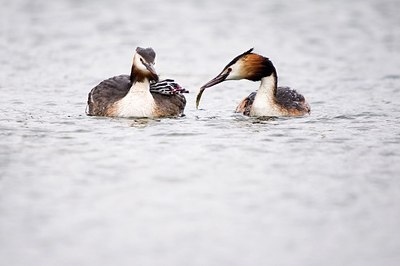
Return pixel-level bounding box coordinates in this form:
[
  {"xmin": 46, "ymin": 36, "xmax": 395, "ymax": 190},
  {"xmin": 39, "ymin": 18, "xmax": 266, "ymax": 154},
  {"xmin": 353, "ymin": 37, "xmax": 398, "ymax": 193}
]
[{"xmin": 196, "ymin": 48, "xmax": 310, "ymax": 117}]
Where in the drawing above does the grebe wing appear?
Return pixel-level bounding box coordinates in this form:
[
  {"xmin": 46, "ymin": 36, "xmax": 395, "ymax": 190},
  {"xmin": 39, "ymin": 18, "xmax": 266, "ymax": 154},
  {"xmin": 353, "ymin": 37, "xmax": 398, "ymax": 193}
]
[
  {"xmin": 235, "ymin": 91, "xmax": 257, "ymax": 116},
  {"xmin": 152, "ymin": 93, "xmax": 186, "ymax": 117},
  {"xmin": 275, "ymin": 86, "xmax": 310, "ymax": 114},
  {"xmin": 87, "ymin": 75, "xmax": 132, "ymax": 116}
]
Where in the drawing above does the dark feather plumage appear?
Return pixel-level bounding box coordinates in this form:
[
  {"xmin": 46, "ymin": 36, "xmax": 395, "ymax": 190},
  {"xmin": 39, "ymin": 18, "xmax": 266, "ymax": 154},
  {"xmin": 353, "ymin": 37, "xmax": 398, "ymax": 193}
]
[
  {"xmin": 275, "ymin": 87, "xmax": 310, "ymax": 113},
  {"xmin": 235, "ymin": 87, "xmax": 310, "ymax": 116},
  {"xmin": 86, "ymin": 75, "xmax": 186, "ymax": 117},
  {"xmin": 153, "ymin": 92, "xmax": 186, "ymax": 117}
]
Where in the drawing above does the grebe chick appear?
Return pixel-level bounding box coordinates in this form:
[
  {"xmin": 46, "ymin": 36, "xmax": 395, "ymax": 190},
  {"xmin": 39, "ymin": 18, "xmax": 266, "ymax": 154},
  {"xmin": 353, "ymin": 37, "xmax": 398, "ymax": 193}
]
[
  {"xmin": 87, "ymin": 47, "xmax": 187, "ymax": 118},
  {"xmin": 196, "ymin": 48, "xmax": 310, "ymax": 117}
]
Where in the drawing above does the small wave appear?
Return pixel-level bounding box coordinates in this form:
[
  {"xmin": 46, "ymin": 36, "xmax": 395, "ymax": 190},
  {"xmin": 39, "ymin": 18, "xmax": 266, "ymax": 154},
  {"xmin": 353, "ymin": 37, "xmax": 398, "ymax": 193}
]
[
  {"xmin": 382, "ymin": 74, "xmax": 400, "ymax": 80},
  {"xmin": 332, "ymin": 115, "xmax": 357, "ymax": 120},
  {"xmin": 151, "ymin": 132, "xmax": 204, "ymax": 137}
]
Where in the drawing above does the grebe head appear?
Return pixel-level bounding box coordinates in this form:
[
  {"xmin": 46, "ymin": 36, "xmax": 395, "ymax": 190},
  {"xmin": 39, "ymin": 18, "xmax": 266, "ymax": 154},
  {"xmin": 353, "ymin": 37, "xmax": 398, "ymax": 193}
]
[
  {"xmin": 131, "ymin": 47, "xmax": 159, "ymax": 82},
  {"xmin": 196, "ymin": 48, "xmax": 276, "ymax": 108}
]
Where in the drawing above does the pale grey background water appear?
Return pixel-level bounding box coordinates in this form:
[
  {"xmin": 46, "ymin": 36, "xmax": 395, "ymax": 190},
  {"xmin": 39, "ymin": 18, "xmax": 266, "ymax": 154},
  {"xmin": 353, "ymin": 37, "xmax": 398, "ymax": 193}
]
[{"xmin": 1, "ymin": 0, "xmax": 400, "ymax": 265}]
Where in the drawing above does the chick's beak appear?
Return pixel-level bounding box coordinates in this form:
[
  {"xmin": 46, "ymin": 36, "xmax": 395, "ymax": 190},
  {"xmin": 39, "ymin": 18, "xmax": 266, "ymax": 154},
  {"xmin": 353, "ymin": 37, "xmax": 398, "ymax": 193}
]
[{"xmin": 196, "ymin": 71, "xmax": 229, "ymax": 109}]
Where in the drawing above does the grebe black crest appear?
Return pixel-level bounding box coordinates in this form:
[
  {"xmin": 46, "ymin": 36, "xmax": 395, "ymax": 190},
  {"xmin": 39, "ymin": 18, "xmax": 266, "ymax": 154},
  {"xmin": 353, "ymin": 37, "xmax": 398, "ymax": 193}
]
[
  {"xmin": 196, "ymin": 48, "xmax": 310, "ymax": 117},
  {"xmin": 87, "ymin": 47, "xmax": 187, "ymax": 118}
]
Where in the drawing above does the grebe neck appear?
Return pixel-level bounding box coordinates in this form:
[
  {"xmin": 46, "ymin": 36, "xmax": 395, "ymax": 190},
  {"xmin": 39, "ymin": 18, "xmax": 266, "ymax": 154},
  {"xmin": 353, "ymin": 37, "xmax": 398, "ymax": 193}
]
[
  {"xmin": 130, "ymin": 78, "xmax": 151, "ymax": 93},
  {"xmin": 250, "ymin": 72, "xmax": 280, "ymax": 116},
  {"xmin": 257, "ymin": 71, "xmax": 277, "ymax": 98}
]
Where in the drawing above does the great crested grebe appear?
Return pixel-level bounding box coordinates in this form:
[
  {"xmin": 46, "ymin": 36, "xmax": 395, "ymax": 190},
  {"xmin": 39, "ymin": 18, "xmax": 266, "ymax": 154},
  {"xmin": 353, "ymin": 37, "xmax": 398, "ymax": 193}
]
[
  {"xmin": 87, "ymin": 47, "xmax": 188, "ymax": 118},
  {"xmin": 196, "ymin": 48, "xmax": 310, "ymax": 117}
]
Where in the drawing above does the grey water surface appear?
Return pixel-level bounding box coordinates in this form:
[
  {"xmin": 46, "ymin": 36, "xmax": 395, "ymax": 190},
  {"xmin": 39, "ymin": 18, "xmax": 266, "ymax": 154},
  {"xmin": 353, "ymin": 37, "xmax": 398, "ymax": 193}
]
[{"xmin": 1, "ymin": 0, "xmax": 400, "ymax": 265}]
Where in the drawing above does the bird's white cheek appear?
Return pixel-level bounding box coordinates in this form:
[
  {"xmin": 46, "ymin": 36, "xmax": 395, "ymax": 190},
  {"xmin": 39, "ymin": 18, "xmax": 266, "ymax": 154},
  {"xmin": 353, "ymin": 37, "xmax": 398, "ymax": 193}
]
[
  {"xmin": 134, "ymin": 55, "xmax": 147, "ymax": 72},
  {"xmin": 227, "ymin": 69, "xmax": 242, "ymax": 80},
  {"xmin": 226, "ymin": 64, "xmax": 243, "ymax": 80}
]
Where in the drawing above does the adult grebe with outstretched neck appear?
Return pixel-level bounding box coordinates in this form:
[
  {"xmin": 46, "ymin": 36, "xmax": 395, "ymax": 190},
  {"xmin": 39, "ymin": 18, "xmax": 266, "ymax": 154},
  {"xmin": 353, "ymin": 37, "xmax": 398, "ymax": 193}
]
[{"xmin": 196, "ymin": 48, "xmax": 310, "ymax": 117}]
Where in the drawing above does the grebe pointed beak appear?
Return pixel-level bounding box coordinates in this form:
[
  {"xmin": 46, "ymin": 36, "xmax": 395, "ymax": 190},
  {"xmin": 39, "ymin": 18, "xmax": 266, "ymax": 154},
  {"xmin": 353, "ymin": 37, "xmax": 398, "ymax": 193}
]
[
  {"xmin": 201, "ymin": 71, "xmax": 229, "ymax": 90},
  {"xmin": 196, "ymin": 71, "xmax": 229, "ymax": 109},
  {"xmin": 144, "ymin": 62, "xmax": 159, "ymax": 82}
]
